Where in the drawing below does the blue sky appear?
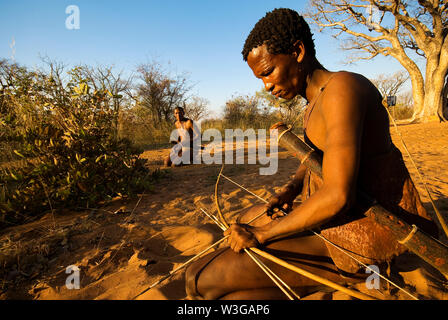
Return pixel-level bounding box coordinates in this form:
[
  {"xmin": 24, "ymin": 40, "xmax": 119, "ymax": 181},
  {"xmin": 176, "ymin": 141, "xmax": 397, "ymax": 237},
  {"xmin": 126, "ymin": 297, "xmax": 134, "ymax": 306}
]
[{"xmin": 0, "ymin": 0, "xmax": 417, "ymax": 115}]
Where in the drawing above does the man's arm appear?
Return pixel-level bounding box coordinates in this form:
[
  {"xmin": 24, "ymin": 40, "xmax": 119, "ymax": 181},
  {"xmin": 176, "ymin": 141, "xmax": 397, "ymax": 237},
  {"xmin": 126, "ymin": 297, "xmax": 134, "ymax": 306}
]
[
  {"xmin": 265, "ymin": 163, "xmax": 307, "ymax": 217},
  {"xmin": 285, "ymin": 163, "xmax": 307, "ymax": 194},
  {"xmin": 254, "ymin": 73, "xmax": 368, "ymax": 244}
]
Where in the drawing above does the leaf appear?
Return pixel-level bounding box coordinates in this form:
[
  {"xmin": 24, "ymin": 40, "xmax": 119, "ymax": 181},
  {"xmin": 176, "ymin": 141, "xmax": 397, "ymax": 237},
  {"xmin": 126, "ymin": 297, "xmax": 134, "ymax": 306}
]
[
  {"xmin": 11, "ymin": 172, "xmax": 18, "ymax": 180},
  {"xmin": 13, "ymin": 150, "xmax": 25, "ymax": 158},
  {"xmin": 80, "ymin": 82, "xmax": 89, "ymax": 94}
]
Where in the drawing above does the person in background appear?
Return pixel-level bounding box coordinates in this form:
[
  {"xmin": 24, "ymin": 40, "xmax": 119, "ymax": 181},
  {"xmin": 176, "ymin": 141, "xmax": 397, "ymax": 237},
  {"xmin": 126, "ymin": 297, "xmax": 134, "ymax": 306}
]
[{"xmin": 164, "ymin": 106, "xmax": 200, "ymax": 167}]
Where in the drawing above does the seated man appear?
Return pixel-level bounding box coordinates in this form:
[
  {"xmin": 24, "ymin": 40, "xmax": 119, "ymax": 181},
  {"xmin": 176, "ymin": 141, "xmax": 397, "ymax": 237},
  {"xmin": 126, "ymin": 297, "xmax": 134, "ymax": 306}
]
[
  {"xmin": 185, "ymin": 8, "xmax": 438, "ymax": 300},
  {"xmin": 164, "ymin": 106, "xmax": 200, "ymax": 167}
]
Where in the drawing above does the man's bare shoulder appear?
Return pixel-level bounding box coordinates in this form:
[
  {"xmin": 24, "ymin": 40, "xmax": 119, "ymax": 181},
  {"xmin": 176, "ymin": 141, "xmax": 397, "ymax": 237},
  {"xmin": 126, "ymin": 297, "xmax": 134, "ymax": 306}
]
[
  {"xmin": 327, "ymin": 71, "xmax": 375, "ymax": 95},
  {"xmin": 316, "ymin": 71, "xmax": 380, "ymax": 129},
  {"xmin": 322, "ymin": 71, "xmax": 379, "ymax": 112}
]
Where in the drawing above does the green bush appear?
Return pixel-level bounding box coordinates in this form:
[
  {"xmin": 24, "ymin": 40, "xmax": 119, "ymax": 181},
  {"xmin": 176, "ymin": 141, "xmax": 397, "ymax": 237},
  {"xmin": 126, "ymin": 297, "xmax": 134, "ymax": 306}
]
[
  {"xmin": 0, "ymin": 62, "xmax": 159, "ymax": 227},
  {"xmin": 222, "ymin": 94, "xmax": 283, "ymax": 130},
  {"xmin": 118, "ymin": 105, "xmax": 174, "ymax": 148}
]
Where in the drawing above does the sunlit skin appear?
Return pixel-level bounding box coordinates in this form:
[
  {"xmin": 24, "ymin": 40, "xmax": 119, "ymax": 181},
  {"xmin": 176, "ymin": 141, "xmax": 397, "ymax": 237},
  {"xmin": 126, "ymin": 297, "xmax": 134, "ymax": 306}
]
[
  {"xmin": 225, "ymin": 41, "xmax": 391, "ymax": 253},
  {"xmin": 164, "ymin": 108, "xmax": 194, "ymax": 167},
  {"xmin": 247, "ymin": 41, "xmax": 307, "ymax": 100},
  {"xmin": 185, "ymin": 40, "xmax": 394, "ymax": 299}
]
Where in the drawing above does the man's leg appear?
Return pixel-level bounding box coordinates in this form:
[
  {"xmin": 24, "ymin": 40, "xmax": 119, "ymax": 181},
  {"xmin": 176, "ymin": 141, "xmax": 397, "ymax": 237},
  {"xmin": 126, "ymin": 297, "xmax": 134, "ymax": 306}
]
[
  {"xmin": 185, "ymin": 206, "xmax": 364, "ymax": 300},
  {"xmin": 163, "ymin": 155, "xmax": 172, "ymax": 167},
  {"xmin": 185, "ymin": 233, "xmax": 359, "ymax": 299}
]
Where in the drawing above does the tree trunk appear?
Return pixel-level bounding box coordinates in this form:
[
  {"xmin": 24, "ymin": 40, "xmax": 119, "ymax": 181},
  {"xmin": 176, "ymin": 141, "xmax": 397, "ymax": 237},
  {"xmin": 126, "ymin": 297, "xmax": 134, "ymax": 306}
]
[
  {"xmin": 410, "ymin": 54, "xmax": 447, "ymax": 123},
  {"xmin": 416, "ymin": 86, "xmax": 443, "ymax": 122},
  {"xmin": 388, "ymin": 44, "xmax": 425, "ymax": 123},
  {"xmin": 440, "ymin": 74, "xmax": 448, "ymax": 121},
  {"xmin": 407, "ymin": 71, "xmax": 426, "ymax": 123}
]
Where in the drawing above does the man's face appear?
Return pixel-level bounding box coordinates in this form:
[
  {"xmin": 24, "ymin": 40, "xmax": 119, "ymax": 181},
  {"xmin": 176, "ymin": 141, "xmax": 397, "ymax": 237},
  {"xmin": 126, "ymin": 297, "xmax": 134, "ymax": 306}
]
[
  {"xmin": 247, "ymin": 44, "xmax": 303, "ymax": 100},
  {"xmin": 174, "ymin": 109, "xmax": 184, "ymax": 121}
]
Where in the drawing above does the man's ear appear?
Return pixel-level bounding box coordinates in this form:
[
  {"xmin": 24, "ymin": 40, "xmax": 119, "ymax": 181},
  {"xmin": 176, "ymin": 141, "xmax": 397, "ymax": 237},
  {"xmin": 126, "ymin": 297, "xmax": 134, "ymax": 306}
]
[{"xmin": 292, "ymin": 40, "xmax": 306, "ymax": 63}]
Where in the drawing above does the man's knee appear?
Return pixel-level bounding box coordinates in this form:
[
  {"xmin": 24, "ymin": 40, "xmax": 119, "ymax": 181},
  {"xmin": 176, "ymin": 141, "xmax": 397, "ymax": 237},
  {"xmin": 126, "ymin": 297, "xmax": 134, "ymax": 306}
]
[{"xmin": 185, "ymin": 249, "xmax": 229, "ymax": 300}]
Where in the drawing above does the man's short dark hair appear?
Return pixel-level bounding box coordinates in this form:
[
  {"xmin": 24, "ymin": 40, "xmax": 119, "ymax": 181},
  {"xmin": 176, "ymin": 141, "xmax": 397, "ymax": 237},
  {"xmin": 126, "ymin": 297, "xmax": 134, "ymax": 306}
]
[
  {"xmin": 174, "ymin": 106, "xmax": 184, "ymax": 113},
  {"xmin": 242, "ymin": 8, "xmax": 316, "ymax": 61}
]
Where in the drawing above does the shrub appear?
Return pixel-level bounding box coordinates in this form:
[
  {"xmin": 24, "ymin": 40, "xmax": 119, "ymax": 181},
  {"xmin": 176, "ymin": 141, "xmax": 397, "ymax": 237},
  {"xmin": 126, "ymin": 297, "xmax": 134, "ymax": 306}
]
[
  {"xmin": 222, "ymin": 94, "xmax": 283, "ymax": 130},
  {"xmin": 0, "ymin": 62, "xmax": 158, "ymax": 227}
]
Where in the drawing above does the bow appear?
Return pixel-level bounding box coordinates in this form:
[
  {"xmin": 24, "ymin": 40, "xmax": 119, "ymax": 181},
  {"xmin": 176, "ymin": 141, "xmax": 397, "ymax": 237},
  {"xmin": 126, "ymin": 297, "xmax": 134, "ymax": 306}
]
[
  {"xmin": 213, "ymin": 165, "xmax": 418, "ymax": 300},
  {"xmin": 134, "ymin": 163, "xmax": 379, "ymax": 300},
  {"xmin": 214, "ymin": 164, "xmax": 230, "ymax": 229}
]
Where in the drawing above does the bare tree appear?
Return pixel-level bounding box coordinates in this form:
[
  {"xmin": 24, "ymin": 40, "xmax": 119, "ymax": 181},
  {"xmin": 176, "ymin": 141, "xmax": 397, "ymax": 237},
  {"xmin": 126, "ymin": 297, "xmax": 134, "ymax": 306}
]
[
  {"xmin": 306, "ymin": 0, "xmax": 448, "ymax": 122},
  {"xmin": 256, "ymin": 88, "xmax": 307, "ymax": 127},
  {"xmin": 222, "ymin": 94, "xmax": 258, "ymax": 128},
  {"xmin": 184, "ymin": 96, "xmax": 209, "ymax": 121},
  {"xmin": 0, "ymin": 59, "xmax": 29, "ymax": 115},
  {"xmin": 371, "ymin": 70, "xmax": 410, "ymax": 97},
  {"xmin": 372, "ymin": 71, "xmax": 413, "ymax": 118},
  {"xmin": 398, "ymin": 90, "xmax": 414, "ymax": 108},
  {"xmin": 135, "ymin": 62, "xmax": 192, "ymax": 124},
  {"xmin": 37, "ymin": 57, "xmax": 72, "ymax": 110},
  {"xmin": 73, "ymin": 65, "xmax": 134, "ymax": 140}
]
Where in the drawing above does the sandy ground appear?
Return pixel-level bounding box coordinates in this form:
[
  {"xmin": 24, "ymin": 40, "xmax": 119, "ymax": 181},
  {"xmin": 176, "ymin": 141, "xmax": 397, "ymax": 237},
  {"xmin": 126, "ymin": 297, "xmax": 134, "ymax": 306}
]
[{"xmin": 1, "ymin": 121, "xmax": 448, "ymax": 300}]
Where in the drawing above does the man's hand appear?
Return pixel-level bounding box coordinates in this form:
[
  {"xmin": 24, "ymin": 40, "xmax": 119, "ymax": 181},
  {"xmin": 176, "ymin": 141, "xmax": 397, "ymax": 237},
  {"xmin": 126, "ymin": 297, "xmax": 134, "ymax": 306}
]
[
  {"xmin": 224, "ymin": 224, "xmax": 260, "ymax": 253},
  {"xmin": 265, "ymin": 186, "xmax": 297, "ymax": 219}
]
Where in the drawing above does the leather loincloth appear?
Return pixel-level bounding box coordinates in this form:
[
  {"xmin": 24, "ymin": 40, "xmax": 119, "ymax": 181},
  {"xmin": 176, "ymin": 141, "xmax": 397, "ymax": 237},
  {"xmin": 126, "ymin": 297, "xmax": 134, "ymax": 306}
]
[{"xmin": 302, "ymin": 144, "xmax": 439, "ymax": 274}]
